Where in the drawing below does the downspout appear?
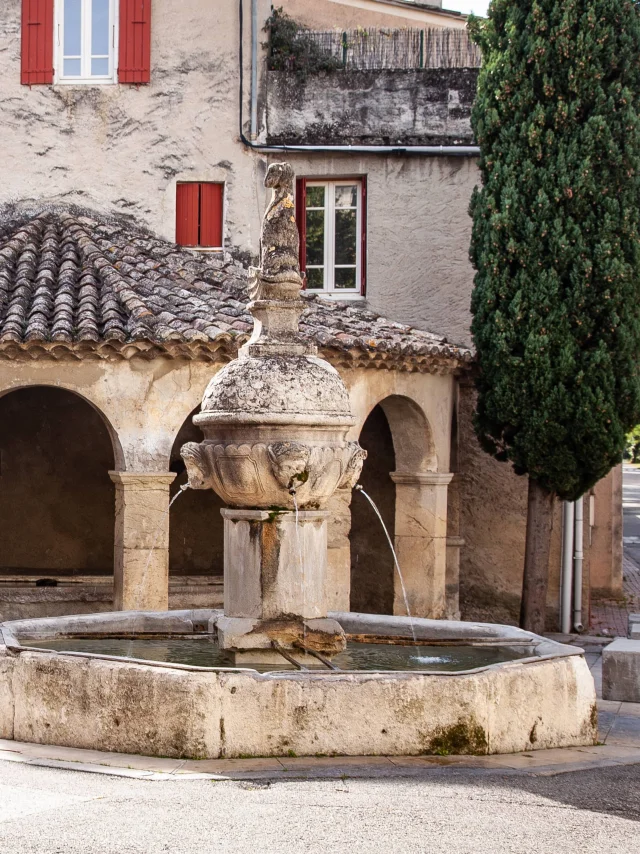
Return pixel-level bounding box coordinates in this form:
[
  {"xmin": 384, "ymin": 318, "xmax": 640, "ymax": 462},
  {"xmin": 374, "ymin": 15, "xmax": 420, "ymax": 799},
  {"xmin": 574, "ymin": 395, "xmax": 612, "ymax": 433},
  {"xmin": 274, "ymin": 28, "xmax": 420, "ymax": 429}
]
[
  {"xmin": 573, "ymin": 496, "xmax": 584, "ymax": 632},
  {"xmin": 561, "ymin": 501, "xmax": 575, "ymax": 634},
  {"xmin": 238, "ymin": 0, "xmax": 481, "ymax": 157},
  {"xmin": 250, "ymin": 0, "xmax": 258, "ymax": 139}
]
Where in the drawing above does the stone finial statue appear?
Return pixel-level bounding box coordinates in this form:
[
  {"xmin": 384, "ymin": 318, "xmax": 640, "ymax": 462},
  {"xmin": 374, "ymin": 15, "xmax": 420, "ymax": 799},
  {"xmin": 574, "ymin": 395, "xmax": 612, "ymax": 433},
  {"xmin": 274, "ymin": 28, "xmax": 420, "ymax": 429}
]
[{"xmin": 259, "ymin": 162, "xmax": 303, "ymax": 288}]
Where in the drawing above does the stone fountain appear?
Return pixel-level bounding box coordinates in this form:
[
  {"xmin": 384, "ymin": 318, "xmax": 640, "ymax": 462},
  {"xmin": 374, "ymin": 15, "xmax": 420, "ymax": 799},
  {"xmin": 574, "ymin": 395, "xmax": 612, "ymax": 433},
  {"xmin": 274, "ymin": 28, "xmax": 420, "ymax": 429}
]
[
  {"xmin": 0, "ymin": 163, "xmax": 598, "ymax": 761},
  {"xmin": 180, "ymin": 162, "xmax": 366, "ymax": 665}
]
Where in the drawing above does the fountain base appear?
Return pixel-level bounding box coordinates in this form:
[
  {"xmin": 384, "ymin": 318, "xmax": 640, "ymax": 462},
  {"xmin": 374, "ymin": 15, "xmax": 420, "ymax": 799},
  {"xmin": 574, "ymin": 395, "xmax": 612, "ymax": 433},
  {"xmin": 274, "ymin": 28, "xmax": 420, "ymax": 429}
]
[
  {"xmin": 220, "ymin": 508, "xmax": 345, "ymax": 657},
  {"xmin": 0, "ymin": 610, "xmax": 598, "ymax": 759}
]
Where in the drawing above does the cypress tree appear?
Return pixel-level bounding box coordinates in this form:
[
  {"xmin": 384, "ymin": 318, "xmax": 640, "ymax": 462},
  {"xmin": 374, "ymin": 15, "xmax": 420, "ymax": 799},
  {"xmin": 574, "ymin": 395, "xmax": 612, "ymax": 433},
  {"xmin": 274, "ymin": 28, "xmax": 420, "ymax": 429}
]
[{"xmin": 469, "ymin": 0, "xmax": 640, "ymax": 632}]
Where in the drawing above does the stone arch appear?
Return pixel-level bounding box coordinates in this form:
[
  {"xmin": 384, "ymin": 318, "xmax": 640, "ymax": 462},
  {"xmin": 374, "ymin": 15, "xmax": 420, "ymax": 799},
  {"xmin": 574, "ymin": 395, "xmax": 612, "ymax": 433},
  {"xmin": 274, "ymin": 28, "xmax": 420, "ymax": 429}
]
[
  {"xmin": 0, "ymin": 382, "xmax": 125, "ymax": 471},
  {"xmin": 0, "ymin": 385, "xmax": 117, "ymax": 578},
  {"xmin": 376, "ymin": 394, "xmax": 437, "ymax": 473},
  {"xmin": 348, "ymin": 393, "xmax": 450, "ymax": 619},
  {"xmin": 349, "ymin": 403, "xmax": 396, "ymax": 614},
  {"xmin": 168, "ymin": 406, "xmax": 225, "ymax": 577}
]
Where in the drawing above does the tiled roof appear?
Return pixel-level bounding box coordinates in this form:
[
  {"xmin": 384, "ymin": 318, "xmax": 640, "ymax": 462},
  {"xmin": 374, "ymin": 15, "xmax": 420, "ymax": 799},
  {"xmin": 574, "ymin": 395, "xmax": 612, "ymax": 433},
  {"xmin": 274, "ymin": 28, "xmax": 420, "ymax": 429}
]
[{"xmin": 0, "ymin": 211, "xmax": 472, "ymax": 372}]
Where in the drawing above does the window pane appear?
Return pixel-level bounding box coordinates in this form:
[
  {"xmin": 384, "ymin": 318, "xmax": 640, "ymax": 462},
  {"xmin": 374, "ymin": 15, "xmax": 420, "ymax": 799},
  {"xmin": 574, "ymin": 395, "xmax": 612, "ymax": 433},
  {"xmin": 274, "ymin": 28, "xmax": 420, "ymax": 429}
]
[
  {"xmin": 335, "ymin": 210, "xmax": 357, "ymax": 265},
  {"xmin": 64, "ymin": 0, "xmax": 82, "ymax": 56},
  {"xmin": 63, "ymin": 58, "xmax": 82, "ymax": 76},
  {"xmin": 92, "ymin": 0, "xmax": 110, "ymax": 56},
  {"xmin": 335, "ymin": 268, "xmax": 357, "ymax": 289},
  {"xmin": 305, "ymin": 210, "xmax": 325, "ymax": 266},
  {"xmin": 306, "ymin": 186, "xmax": 325, "ymax": 208},
  {"xmin": 306, "ymin": 268, "xmax": 325, "ymax": 290},
  {"xmin": 91, "ymin": 57, "xmax": 109, "ymax": 76},
  {"xmin": 335, "ymin": 185, "xmax": 357, "ymax": 208}
]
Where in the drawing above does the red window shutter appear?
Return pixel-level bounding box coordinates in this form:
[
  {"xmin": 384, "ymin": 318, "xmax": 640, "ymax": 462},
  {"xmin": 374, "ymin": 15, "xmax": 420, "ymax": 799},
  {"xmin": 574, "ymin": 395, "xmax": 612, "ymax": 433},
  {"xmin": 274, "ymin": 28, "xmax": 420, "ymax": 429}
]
[
  {"xmin": 360, "ymin": 177, "xmax": 367, "ymax": 296},
  {"xmin": 21, "ymin": 0, "xmax": 54, "ymax": 85},
  {"xmin": 176, "ymin": 184, "xmax": 200, "ymax": 247},
  {"xmin": 295, "ymin": 178, "xmax": 307, "ymax": 282},
  {"xmin": 118, "ymin": 0, "xmax": 152, "ymax": 84},
  {"xmin": 200, "ymin": 184, "xmax": 224, "ymax": 248}
]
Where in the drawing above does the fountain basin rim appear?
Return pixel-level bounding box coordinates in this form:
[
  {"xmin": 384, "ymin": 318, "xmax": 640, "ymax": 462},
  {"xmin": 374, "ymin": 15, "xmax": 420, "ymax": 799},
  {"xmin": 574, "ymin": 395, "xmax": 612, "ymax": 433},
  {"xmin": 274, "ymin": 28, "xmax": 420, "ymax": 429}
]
[
  {"xmin": 6, "ymin": 644, "xmax": 580, "ymax": 680},
  {"xmin": 1, "ymin": 609, "xmax": 585, "ymax": 673},
  {"xmin": 193, "ymin": 412, "xmax": 356, "ymax": 427}
]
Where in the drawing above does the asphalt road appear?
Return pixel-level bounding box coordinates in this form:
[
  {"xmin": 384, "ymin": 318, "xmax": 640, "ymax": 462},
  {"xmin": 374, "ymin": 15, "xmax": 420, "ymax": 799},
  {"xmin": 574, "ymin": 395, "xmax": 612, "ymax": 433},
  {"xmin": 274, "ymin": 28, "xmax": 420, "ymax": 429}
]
[
  {"xmin": 0, "ymin": 760, "xmax": 638, "ymax": 853},
  {"xmin": 624, "ymin": 465, "xmax": 640, "ymax": 542}
]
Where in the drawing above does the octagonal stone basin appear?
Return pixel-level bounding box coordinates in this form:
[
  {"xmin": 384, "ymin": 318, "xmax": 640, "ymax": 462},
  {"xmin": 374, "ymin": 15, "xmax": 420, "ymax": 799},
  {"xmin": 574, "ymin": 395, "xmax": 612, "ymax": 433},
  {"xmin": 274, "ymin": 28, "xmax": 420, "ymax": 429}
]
[{"xmin": 0, "ymin": 611, "xmax": 597, "ymax": 760}]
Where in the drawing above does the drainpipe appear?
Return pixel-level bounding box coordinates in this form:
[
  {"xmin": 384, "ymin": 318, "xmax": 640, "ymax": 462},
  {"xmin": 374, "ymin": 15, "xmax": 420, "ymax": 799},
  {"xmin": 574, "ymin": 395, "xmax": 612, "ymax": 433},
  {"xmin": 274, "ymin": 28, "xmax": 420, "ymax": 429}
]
[
  {"xmin": 561, "ymin": 501, "xmax": 575, "ymax": 634},
  {"xmin": 250, "ymin": 0, "xmax": 259, "ymax": 139},
  {"xmin": 238, "ymin": 0, "xmax": 480, "ymax": 157},
  {"xmin": 573, "ymin": 496, "xmax": 584, "ymax": 632}
]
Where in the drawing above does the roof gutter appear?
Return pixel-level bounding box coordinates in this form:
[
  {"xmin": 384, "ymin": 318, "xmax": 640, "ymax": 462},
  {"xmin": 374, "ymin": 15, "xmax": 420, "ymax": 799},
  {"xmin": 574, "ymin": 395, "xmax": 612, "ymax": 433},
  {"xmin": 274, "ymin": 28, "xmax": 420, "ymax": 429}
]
[{"xmin": 239, "ymin": 0, "xmax": 480, "ymax": 158}]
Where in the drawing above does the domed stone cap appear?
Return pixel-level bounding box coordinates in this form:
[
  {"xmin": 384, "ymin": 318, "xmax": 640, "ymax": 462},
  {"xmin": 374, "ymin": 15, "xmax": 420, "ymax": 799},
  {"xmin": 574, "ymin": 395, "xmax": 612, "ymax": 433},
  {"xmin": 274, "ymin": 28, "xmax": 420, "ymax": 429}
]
[{"xmin": 194, "ymin": 354, "xmax": 355, "ymax": 427}]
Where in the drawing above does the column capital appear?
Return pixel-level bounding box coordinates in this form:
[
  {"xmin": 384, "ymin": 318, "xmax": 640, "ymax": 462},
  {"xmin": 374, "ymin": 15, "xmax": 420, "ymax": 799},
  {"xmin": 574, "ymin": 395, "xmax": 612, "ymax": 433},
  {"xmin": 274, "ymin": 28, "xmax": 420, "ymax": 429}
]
[
  {"xmin": 390, "ymin": 471, "xmax": 454, "ymax": 486},
  {"xmin": 109, "ymin": 471, "xmax": 177, "ymax": 488}
]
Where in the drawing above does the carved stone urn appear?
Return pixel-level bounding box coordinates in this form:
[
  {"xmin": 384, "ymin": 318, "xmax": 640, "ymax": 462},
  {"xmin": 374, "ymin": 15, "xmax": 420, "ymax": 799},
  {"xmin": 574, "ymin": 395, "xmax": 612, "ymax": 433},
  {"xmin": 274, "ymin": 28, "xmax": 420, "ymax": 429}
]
[{"xmin": 182, "ymin": 163, "xmax": 366, "ymax": 663}]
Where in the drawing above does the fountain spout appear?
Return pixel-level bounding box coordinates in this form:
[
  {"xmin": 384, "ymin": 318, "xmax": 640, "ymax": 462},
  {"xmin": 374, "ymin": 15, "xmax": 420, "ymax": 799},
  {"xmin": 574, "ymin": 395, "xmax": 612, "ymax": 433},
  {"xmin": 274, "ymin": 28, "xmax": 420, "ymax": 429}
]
[{"xmin": 181, "ymin": 162, "xmax": 366, "ymax": 664}]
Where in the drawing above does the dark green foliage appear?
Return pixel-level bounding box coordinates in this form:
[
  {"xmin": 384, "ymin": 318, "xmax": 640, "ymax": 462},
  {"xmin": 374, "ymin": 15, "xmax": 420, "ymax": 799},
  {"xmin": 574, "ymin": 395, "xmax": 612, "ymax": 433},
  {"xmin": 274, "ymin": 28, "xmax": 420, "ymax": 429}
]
[
  {"xmin": 265, "ymin": 8, "xmax": 342, "ymax": 79},
  {"xmin": 469, "ymin": 0, "xmax": 640, "ymax": 501}
]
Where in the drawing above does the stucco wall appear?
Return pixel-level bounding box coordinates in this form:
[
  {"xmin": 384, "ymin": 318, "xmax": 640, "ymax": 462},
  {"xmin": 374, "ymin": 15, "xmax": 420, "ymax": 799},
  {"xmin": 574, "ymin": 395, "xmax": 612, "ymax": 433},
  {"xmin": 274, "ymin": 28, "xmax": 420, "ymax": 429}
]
[
  {"xmin": 275, "ymin": 152, "xmax": 478, "ymax": 347},
  {"xmin": 0, "ymin": 0, "xmax": 271, "ymax": 251},
  {"xmin": 267, "ymin": 69, "xmax": 477, "ymax": 146},
  {"xmin": 0, "ymin": 0, "xmax": 480, "ymax": 347},
  {"xmin": 457, "ymin": 381, "xmax": 620, "ymax": 628}
]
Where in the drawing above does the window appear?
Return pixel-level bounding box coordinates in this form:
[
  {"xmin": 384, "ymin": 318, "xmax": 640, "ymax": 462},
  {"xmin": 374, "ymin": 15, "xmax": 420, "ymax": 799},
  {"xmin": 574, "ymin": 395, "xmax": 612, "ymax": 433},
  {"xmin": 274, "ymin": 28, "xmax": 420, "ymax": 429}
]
[
  {"xmin": 176, "ymin": 183, "xmax": 224, "ymax": 249},
  {"xmin": 296, "ymin": 178, "xmax": 366, "ymax": 296},
  {"xmin": 21, "ymin": 0, "xmax": 152, "ymax": 86},
  {"xmin": 55, "ymin": 0, "xmax": 117, "ymax": 83}
]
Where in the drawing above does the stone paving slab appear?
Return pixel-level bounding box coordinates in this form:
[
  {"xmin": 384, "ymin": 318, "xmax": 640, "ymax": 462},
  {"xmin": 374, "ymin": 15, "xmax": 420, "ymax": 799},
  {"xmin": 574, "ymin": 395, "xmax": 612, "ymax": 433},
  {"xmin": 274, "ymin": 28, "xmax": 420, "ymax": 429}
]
[{"xmin": 1, "ymin": 735, "xmax": 639, "ymax": 782}]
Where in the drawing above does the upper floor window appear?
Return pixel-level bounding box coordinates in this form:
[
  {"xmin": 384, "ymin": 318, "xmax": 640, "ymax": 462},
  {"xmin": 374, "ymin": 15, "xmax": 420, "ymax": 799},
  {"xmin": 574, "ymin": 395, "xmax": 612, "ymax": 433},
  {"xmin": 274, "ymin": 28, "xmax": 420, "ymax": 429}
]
[
  {"xmin": 176, "ymin": 183, "xmax": 224, "ymax": 250},
  {"xmin": 21, "ymin": 0, "xmax": 152, "ymax": 86},
  {"xmin": 56, "ymin": 0, "xmax": 117, "ymax": 84},
  {"xmin": 296, "ymin": 178, "xmax": 366, "ymax": 296}
]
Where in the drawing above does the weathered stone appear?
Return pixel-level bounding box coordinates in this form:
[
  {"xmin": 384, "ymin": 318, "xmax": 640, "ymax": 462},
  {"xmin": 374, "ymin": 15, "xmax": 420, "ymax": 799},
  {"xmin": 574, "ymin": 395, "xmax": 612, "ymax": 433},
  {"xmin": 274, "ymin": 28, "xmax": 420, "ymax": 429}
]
[
  {"xmin": 0, "ymin": 640, "xmax": 596, "ymax": 759},
  {"xmin": 603, "ymin": 639, "xmax": 640, "ymax": 703},
  {"xmin": 266, "ymin": 69, "xmax": 478, "ymax": 147},
  {"xmin": 110, "ymin": 472, "xmax": 177, "ymax": 612}
]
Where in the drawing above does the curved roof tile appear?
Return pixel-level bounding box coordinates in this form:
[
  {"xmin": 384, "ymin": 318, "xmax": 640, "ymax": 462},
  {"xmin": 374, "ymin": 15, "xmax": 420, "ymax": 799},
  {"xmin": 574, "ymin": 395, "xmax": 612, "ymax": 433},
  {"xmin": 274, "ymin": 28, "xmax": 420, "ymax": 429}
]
[{"xmin": 0, "ymin": 211, "xmax": 472, "ymax": 370}]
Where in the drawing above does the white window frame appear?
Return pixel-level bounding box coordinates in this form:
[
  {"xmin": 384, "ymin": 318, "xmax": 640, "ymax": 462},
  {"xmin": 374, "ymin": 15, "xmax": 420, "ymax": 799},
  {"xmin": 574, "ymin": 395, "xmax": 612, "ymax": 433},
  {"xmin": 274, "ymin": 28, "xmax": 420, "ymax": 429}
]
[
  {"xmin": 304, "ymin": 180, "xmax": 363, "ymax": 298},
  {"xmin": 54, "ymin": 0, "xmax": 118, "ymax": 85}
]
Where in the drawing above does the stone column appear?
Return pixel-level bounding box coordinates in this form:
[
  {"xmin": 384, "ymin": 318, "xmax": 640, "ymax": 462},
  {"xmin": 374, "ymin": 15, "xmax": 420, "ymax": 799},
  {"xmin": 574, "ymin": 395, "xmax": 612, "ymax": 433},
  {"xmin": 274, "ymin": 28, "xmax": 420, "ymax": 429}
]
[
  {"xmin": 445, "ymin": 473, "xmax": 463, "ymax": 620},
  {"xmin": 390, "ymin": 472, "xmax": 453, "ymax": 619},
  {"xmin": 217, "ymin": 509, "xmax": 345, "ymax": 663},
  {"xmin": 109, "ymin": 472, "xmax": 176, "ymax": 612},
  {"xmin": 326, "ymin": 487, "xmax": 353, "ymax": 613}
]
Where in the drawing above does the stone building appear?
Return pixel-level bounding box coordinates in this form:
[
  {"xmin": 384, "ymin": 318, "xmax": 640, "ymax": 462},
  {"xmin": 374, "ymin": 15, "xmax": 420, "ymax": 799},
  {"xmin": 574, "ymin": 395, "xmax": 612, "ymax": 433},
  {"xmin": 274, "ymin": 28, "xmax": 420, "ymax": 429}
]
[{"xmin": 0, "ymin": 0, "xmax": 622, "ymax": 627}]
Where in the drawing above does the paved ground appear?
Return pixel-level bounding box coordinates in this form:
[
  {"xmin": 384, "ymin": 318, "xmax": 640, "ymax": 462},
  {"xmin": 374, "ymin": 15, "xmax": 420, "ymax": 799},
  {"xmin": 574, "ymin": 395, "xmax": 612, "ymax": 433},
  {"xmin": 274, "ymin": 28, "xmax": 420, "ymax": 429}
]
[
  {"xmin": 1, "ymin": 683, "xmax": 639, "ymax": 854},
  {"xmin": 0, "ymin": 752, "xmax": 639, "ymax": 853},
  {"xmin": 591, "ymin": 465, "xmax": 640, "ymax": 637}
]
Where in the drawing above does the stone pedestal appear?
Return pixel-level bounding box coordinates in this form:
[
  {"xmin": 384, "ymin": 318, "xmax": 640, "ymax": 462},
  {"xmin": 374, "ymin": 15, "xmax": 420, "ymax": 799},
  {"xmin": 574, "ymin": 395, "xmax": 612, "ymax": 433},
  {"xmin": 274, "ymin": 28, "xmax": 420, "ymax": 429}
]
[
  {"xmin": 390, "ymin": 471, "xmax": 453, "ymax": 619},
  {"xmin": 326, "ymin": 487, "xmax": 353, "ymax": 612},
  {"xmin": 109, "ymin": 472, "xmax": 176, "ymax": 612},
  {"xmin": 218, "ymin": 508, "xmax": 345, "ymax": 659}
]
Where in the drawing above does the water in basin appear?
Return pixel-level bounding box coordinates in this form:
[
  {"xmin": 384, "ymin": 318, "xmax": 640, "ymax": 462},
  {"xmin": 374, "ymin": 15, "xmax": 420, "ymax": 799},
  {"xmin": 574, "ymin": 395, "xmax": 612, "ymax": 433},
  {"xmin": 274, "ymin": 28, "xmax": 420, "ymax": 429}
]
[{"xmin": 31, "ymin": 637, "xmax": 532, "ymax": 673}]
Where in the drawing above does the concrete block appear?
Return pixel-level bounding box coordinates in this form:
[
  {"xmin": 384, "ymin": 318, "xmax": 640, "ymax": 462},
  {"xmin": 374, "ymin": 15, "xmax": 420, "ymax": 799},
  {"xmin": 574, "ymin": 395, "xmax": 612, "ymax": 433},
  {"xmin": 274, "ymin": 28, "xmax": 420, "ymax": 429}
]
[
  {"xmin": 603, "ymin": 639, "xmax": 640, "ymax": 703},
  {"xmin": 629, "ymin": 614, "xmax": 640, "ymax": 639}
]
